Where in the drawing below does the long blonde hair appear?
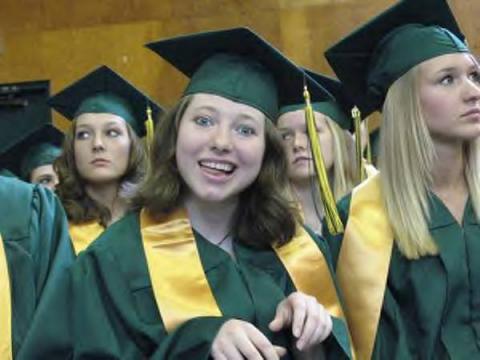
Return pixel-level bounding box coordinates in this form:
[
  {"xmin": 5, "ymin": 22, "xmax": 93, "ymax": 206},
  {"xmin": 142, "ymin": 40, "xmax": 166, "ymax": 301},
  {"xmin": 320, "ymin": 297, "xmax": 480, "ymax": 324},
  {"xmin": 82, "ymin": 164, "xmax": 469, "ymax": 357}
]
[
  {"xmin": 379, "ymin": 65, "xmax": 480, "ymax": 259},
  {"xmin": 325, "ymin": 117, "xmax": 356, "ymax": 201}
]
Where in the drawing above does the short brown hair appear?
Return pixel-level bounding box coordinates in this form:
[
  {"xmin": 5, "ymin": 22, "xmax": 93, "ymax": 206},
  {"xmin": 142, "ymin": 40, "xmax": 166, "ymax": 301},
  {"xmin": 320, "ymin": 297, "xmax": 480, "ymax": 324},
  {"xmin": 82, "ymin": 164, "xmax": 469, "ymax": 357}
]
[
  {"xmin": 135, "ymin": 95, "xmax": 299, "ymax": 248},
  {"xmin": 55, "ymin": 120, "xmax": 147, "ymax": 226}
]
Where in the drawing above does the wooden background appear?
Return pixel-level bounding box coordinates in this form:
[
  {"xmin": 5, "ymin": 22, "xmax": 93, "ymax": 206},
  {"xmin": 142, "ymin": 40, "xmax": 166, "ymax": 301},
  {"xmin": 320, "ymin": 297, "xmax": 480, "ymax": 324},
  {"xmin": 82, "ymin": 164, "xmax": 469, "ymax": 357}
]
[{"xmin": 1, "ymin": 0, "xmax": 479, "ymax": 130}]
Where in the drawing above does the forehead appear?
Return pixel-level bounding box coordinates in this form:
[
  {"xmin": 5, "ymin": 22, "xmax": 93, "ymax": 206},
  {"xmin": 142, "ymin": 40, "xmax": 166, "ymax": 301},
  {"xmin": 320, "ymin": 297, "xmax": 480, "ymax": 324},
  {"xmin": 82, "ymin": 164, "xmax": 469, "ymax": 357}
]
[
  {"xmin": 419, "ymin": 52, "xmax": 478, "ymax": 74},
  {"xmin": 187, "ymin": 93, "xmax": 265, "ymax": 121},
  {"xmin": 277, "ymin": 109, "xmax": 328, "ymax": 128},
  {"xmin": 75, "ymin": 113, "xmax": 127, "ymax": 128},
  {"xmin": 31, "ymin": 164, "xmax": 56, "ymax": 176}
]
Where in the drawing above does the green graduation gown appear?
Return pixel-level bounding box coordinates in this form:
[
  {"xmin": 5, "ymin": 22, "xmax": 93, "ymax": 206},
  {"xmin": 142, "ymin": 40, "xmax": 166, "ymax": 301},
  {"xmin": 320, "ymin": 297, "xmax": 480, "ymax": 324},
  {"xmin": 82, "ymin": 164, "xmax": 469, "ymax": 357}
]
[
  {"xmin": 326, "ymin": 192, "xmax": 480, "ymax": 359},
  {"xmin": 0, "ymin": 176, "xmax": 74, "ymax": 357},
  {"xmin": 19, "ymin": 211, "xmax": 299, "ymax": 359}
]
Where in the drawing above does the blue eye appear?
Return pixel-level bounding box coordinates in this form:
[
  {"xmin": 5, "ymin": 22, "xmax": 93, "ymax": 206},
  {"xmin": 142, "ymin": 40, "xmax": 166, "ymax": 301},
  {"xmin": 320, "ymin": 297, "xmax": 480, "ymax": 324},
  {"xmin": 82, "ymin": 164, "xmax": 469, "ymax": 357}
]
[
  {"xmin": 469, "ymin": 71, "xmax": 480, "ymax": 84},
  {"xmin": 75, "ymin": 130, "xmax": 90, "ymax": 140},
  {"xmin": 281, "ymin": 130, "xmax": 293, "ymax": 141},
  {"xmin": 439, "ymin": 75, "xmax": 454, "ymax": 85},
  {"xmin": 194, "ymin": 116, "xmax": 214, "ymax": 127},
  {"xmin": 106, "ymin": 128, "xmax": 121, "ymax": 137},
  {"xmin": 236, "ymin": 124, "xmax": 256, "ymax": 136}
]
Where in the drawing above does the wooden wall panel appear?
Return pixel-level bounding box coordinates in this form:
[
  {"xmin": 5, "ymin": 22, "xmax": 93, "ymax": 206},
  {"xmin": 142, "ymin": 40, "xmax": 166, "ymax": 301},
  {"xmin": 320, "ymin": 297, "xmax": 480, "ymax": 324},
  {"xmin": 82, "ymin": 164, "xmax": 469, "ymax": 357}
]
[{"xmin": 0, "ymin": 0, "xmax": 478, "ymax": 132}]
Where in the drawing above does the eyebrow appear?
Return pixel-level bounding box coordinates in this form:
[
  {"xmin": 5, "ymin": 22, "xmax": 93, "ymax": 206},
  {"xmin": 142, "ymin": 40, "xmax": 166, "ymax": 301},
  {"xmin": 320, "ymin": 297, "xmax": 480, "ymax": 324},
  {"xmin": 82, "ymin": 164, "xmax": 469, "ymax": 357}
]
[
  {"xmin": 190, "ymin": 105, "xmax": 218, "ymax": 113},
  {"xmin": 76, "ymin": 121, "xmax": 123, "ymax": 129}
]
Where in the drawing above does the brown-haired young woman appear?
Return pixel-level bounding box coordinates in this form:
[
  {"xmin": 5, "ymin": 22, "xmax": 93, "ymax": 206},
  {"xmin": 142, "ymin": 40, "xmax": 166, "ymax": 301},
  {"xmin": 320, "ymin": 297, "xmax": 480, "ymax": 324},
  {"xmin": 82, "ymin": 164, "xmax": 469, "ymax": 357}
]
[{"xmin": 49, "ymin": 65, "xmax": 162, "ymax": 254}]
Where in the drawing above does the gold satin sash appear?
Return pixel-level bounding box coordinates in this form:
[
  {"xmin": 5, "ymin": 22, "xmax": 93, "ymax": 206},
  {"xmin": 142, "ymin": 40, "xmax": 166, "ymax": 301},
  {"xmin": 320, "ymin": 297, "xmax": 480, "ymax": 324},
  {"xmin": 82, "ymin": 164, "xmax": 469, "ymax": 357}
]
[
  {"xmin": 69, "ymin": 221, "xmax": 105, "ymax": 255},
  {"xmin": 337, "ymin": 174, "xmax": 393, "ymax": 360},
  {"xmin": 0, "ymin": 235, "xmax": 13, "ymax": 359},
  {"xmin": 140, "ymin": 208, "xmax": 221, "ymax": 332},
  {"xmin": 273, "ymin": 226, "xmax": 345, "ymax": 320}
]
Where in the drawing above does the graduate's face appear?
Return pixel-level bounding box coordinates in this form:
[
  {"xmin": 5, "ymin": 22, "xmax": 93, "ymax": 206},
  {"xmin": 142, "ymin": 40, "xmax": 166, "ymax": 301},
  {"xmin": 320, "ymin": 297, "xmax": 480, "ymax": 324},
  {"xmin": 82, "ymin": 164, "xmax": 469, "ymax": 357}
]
[
  {"xmin": 30, "ymin": 164, "xmax": 59, "ymax": 190},
  {"xmin": 277, "ymin": 110, "xmax": 334, "ymax": 185},
  {"xmin": 418, "ymin": 53, "xmax": 480, "ymax": 143},
  {"xmin": 176, "ymin": 93, "xmax": 265, "ymax": 204},
  {"xmin": 74, "ymin": 113, "xmax": 131, "ymax": 185}
]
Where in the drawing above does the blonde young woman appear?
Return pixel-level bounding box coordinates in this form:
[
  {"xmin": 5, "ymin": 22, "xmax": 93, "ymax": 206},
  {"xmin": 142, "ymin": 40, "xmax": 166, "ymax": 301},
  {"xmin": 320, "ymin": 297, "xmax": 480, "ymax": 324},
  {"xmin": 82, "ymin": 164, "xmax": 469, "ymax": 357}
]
[
  {"xmin": 277, "ymin": 73, "xmax": 356, "ymax": 234},
  {"xmin": 324, "ymin": 0, "xmax": 480, "ymax": 358},
  {"xmin": 19, "ymin": 28, "xmax": 351, "ymax": 360},
  {"xmin": 49, "ymin": 65, "xmax": 162, "ymax": 254}
]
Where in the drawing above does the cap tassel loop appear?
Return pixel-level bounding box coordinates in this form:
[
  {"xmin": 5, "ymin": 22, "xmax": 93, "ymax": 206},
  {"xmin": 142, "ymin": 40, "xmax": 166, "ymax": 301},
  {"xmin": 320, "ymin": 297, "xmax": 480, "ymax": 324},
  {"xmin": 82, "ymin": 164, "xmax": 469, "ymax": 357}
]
[
  {"xmin": 364, "ymin": 118, "xmax": 373, "ymax": 165},
  {"xmin": 352, "ymin": 106, "xmax": 365, "ymax": 182},
  {"xmin": 304, "ymin": 85, "xmax": 344, "ymax": 235},
  {"xmin": 145, "ymin": 104, "xmax": 155, "ymax": 150}
]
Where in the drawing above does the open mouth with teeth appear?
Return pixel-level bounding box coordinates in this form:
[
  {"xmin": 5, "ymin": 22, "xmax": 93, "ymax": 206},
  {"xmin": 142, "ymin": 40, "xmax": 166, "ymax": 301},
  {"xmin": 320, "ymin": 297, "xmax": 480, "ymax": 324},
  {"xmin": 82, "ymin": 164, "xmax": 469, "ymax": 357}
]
[{"xmin": 199, "ymin": 160, "xmax": 237, "ymax": 175}]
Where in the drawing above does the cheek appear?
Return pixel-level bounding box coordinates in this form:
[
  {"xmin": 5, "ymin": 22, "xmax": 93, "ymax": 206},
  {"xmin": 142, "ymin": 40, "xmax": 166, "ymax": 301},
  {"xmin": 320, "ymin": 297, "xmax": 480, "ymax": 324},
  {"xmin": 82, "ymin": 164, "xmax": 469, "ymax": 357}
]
[
  {"xmin": 113, "ymin": 139, "xmax": 132, "ymax": 167},
  {"xmin": 319, "ymin": 131, "xmax": 334, "ymax": 168},
  {"xmin": 420, "ymin": 90, "xmax": 453, "ymax": 126},
  {"xmin": 73, "ymin": 141, "xmax": 89, "ymax": 166}
]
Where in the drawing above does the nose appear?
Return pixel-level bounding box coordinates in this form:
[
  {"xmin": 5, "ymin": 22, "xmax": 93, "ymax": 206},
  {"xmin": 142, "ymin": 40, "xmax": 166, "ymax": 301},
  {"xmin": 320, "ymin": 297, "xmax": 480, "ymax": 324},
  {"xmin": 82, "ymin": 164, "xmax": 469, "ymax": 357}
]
[
  {"xmin": 210, "ymin": 124, "xmax": 233, "ymax": 153},
  {"xmin": 92, "ymin": 133, "xmax": 105, "ymax": 152},
  {"xmin": 463, "ymin": 77, "xmax": 480, "ymax": 104},
  {"xmin": 293, "ymin": 131, "xmax": 309, "ymax": 152}
]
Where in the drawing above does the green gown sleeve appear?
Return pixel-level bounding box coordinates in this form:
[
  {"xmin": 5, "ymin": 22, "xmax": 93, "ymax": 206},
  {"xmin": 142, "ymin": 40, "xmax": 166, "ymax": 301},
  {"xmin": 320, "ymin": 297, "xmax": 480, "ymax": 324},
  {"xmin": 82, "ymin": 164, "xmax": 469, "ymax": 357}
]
[{"xmin": 0, "ymin": 178, "xmax": 74, "ymax": 356}]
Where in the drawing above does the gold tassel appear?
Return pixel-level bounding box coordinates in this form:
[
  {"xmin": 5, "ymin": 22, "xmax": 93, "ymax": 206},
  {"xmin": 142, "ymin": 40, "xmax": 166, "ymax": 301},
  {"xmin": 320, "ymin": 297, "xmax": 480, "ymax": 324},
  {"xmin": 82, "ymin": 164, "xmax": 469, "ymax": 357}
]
[
  {"xmin": 304, "ymin": 85, "xmax": 344, "ymax": 235},
  {"xmin": 145, "ymin": 104, "xmax": 155, "ymax": 150},
  {"xmin": 352, "ymin": 106, "xmax": 365, "ymax": 182}
]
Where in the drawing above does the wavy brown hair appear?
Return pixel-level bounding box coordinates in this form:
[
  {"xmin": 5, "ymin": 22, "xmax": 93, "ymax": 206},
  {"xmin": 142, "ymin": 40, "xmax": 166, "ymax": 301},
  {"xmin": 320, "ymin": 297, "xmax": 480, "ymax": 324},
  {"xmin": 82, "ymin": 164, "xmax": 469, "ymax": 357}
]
[
  {"xmin": 55, "ymin": 120, "xmax": 147, "ymax": 226},
  {"xmin": 134, "ymin": 95, "xmax": 299, "ymax": 248}
]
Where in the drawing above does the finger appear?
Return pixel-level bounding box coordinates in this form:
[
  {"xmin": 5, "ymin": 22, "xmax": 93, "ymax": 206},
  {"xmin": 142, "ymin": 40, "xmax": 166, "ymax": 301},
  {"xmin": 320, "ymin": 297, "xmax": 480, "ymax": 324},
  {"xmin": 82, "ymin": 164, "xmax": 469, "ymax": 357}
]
[
  {"xmin": 317, "ymin": 311, "xmax": 333, "ymax": 342},
  {"xmin": 210, "ymin": 350, "xmax": 228, "ymax": 360},
  {"xmin": 308, "ymin": 309, "xmax": 333, "ymax": 349},
  {"xmin": 296, "ymin": 299, "xmax": 321, "ymax": 350},
  {"xmin": 269, "ymin": 301, "xmax": 291, "ymax": 332},
  {"xmin": 213, "ymin": 342, "xmax": 243, "ymax": 360},
  {"xmin": 245, "ymin": 324, "xmax": 279, "ymax": 360},
  {"xmin": 274, "ymin": 345, "xmax": 287, "ymax": 358},
  {"xmin": 291, "ymin": 295, "xmax": 307, "ymax": 338}
]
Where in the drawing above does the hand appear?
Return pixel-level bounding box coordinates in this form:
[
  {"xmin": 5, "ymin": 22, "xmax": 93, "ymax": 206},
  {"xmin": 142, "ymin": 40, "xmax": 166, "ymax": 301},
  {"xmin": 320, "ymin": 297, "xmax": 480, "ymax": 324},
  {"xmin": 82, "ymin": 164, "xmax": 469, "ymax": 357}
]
[
  {"xmin": 211, "ymin": 319, "xmax": 287, "ymax": 360},
  {"xmin": 269, "ymin": 292, "xmax": 332, "ymax": 351}
]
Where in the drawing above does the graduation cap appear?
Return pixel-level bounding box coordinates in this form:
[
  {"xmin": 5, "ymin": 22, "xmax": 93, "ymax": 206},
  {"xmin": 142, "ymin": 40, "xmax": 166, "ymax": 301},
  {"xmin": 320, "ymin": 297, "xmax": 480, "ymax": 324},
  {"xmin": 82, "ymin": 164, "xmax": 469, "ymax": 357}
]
[
  {"xmin": 0, "ymin": 80, "xmax": 52, "ymax": 153},
  {"xmin": 48, "ymin": 65, "xmax": 164, "ymax": 137},
  {"xmin": 0, "ymin": 124, "xmax": 63, "ymax": 180},
  {"xmin": 145, "ymin": 27, "xmax": 332, "ymax": 121},
  {"xmin": 325, "ymin": 0, "xmax": 468, "ymax": 116},
  {"xmin": 279, "ymin": 69, "xmax": 358, "ymax": 131}
]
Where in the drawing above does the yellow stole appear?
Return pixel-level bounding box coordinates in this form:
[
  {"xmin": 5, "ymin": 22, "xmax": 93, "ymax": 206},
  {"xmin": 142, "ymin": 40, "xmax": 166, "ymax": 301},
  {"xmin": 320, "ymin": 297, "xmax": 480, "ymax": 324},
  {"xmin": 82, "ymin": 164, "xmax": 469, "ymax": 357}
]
[
  {"xmin": 140, "ymin": 208, "xmax": 345, "ymax": 333},
  {"xmin": 0, "ymin": 235, "xmax": 13, "ymax": 359},
  {"xmin": 140, "ymin": 208, "xmax": 221, "ymax": 332},
  {"xmin": 273, "ymin": 226, "xmax": 345, "ymax": 320},
  {"xmin": 69, "ymin": 221, "xmax": 105, "ymax": 255},
  {"xmin": 337, "ymin": 174, "xmax": 393, "ymax": 360}
]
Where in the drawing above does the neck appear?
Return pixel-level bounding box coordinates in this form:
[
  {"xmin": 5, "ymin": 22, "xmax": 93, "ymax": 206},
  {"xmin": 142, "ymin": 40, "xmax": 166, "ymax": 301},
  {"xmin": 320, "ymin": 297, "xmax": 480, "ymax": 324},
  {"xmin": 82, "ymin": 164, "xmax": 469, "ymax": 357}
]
[
  {"xmin": 431, "ymin": 141, "xmax": 467, "ymax": 194},
  {"xmin": 183, "ymin": 195, "xmax": 238, "ymax": 245},
  {"xmin": 291, "ymin": 180, "xmax": 324, "ymax": 234},
  {"xmin": 85, "ymin": 182, "xmax": 128, "ymax": 226}
]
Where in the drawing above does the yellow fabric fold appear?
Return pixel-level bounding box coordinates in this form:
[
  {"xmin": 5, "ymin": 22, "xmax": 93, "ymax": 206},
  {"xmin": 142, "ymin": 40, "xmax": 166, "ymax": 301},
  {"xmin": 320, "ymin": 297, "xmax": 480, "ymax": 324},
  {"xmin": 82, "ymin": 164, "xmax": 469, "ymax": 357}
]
[
  {"xmin": 337, "ymin": 174, "xmax": 393, "ymax": 360},
  {"xmin": 69, "ymin": 221, "xmax": 105, "ymax": 255},
  {"xmin": 274, "ymin": 226, "xmax": 345, "ymax": 320},
  {"xmin": 0, "ymin": 235, "xmax": 13, "ymax": 359},
  {"xmin": 140, "ymin": 208, "xmax": 222, "ymax": 332}
]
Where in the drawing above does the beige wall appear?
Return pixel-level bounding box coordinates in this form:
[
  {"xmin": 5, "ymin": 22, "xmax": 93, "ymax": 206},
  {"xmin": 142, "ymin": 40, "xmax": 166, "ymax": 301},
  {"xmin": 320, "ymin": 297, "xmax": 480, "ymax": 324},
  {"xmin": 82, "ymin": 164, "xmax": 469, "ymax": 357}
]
[{"xmin": 1, "ymin": 0, "xmax": 478, "ymax": 130}]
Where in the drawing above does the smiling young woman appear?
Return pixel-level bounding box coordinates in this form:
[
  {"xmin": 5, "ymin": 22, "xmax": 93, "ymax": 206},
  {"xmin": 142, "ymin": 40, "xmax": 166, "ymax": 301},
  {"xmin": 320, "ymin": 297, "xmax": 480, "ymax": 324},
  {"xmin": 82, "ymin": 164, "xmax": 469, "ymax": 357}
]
[
  {"xmin": 19, "ymin": 28, "xmax": 352, "ymax": 360},
  {"xmin": 50, "ymin": 65, "xmax": 163, "ymax": 255}
]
